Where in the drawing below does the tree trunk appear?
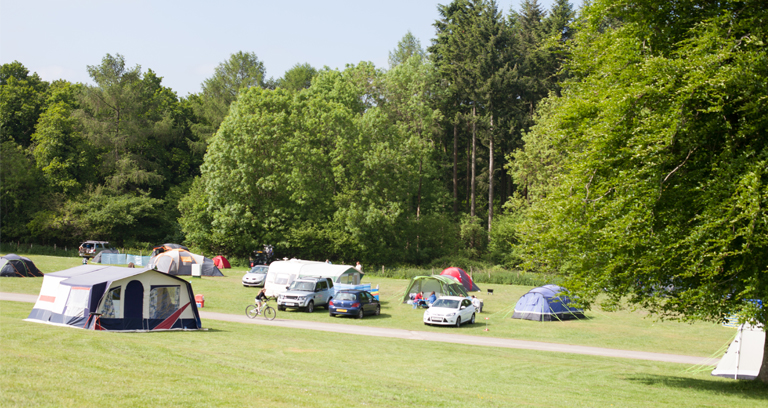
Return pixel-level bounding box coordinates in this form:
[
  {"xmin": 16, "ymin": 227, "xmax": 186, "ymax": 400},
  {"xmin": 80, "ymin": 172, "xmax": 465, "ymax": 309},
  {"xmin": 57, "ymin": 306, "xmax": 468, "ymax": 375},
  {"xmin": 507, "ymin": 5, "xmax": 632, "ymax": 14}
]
[
  {"xmin": 453, "ymin": 120, "xmax": 458, "ymax": 215},
  {"xmin": 471, "ymin": 104, "xmax": 477, "ymax": 218},
  {"xmin": 488, "ymin": 113, "xmax": 494, "ymax": 234},
  {"xmin": 758, "ymin": 333, "xmax": 768, "ymax": 384},
  {"xmin": 417, "ymin": 160, "xmax": 422, "ymax": 220},
  {"xmin": 466, "ymin": 128, "xmax": 471, "ymax": 213}
]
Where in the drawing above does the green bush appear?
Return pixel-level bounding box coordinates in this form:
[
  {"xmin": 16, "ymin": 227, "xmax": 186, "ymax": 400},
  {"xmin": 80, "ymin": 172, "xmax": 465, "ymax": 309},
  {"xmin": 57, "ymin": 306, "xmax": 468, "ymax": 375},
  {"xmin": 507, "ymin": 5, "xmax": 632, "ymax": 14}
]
[{"xmin": 0, "ymin": 242, "xmax": 78, "ymax": 258}]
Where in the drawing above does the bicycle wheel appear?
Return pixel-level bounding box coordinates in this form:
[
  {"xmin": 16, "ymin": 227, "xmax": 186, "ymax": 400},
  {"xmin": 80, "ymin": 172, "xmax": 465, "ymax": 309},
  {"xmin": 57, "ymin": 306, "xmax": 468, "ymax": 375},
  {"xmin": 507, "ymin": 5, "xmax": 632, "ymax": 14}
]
[
  {"xmin": 263, "ymin": 306, "xmax": 276, "ymax": 320},
  {"xmin": 245, "ymin": 304, "xmax": 259, "ymax": 319}
]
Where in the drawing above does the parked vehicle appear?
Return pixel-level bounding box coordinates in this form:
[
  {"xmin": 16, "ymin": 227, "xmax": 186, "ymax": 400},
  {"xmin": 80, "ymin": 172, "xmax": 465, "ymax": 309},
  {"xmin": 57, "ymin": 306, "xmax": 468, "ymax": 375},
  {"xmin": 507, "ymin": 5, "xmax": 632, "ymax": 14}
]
[
  {"xmin": 277, "ymin": 277, "xmax": 334, "ymax": 313},
  {"xmin": 264, "ymin": 259, "xmax": 362, "ymax": 298},
  {"xmin": 249, "ymin": 244, "xmax": 274, "ymax": 267},
  {"xmin": 242, "ymin": 265, "xmax": 268, "ymax": 287},
  {"xmin": 78, "ymin": 241, "xmax": 112, "ymax": 259},
  {"xmin": 423, "ymin": 296, "xmax": 476, "ymax": 327},
  {"xmin": 329, "ymin": 290, "xmax": 380, "ymax": 319}
]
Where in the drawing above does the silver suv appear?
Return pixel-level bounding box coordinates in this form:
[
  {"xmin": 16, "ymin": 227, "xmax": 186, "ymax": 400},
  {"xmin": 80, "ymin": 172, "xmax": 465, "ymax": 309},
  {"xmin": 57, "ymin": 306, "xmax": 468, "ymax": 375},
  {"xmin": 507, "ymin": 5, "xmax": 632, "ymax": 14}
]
[{"xmin": 277, "ymin": 277, "xmax": 334, "ymax": 313}]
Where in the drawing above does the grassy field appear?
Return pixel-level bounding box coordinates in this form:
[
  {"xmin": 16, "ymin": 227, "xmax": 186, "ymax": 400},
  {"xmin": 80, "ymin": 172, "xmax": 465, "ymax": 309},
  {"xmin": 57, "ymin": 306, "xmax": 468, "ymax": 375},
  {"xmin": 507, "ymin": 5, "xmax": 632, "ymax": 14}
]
[
  {"xmin": 3, "ymin": 254, "xmax": 765, "ymax": 407},
  {"xmin": 1, "ymin": 255, "xmax": 738, "ymax": 358},
  {"xmin": 1, "ymin": 300, "xmax": 766, "ymax": 407}
]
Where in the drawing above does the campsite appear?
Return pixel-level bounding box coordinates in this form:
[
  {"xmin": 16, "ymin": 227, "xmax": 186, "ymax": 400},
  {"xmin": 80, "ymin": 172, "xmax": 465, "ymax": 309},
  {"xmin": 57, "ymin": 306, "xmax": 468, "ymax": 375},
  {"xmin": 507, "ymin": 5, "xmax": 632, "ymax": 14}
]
[{"xmin": 2, "ymin": 254, "xmax": 766, "ymax": 407}]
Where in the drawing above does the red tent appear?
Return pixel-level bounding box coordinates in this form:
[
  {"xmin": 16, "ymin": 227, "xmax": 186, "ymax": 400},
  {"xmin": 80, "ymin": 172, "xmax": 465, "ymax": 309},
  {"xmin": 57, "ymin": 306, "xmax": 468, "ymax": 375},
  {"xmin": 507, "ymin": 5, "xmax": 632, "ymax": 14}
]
[
  {"xmin": 212, "ymin": 255, "xmax": 231, "ymax": 269},
  {"xmin": 440, "ymin": 267, "xmax": 480, "ymax": 292}
]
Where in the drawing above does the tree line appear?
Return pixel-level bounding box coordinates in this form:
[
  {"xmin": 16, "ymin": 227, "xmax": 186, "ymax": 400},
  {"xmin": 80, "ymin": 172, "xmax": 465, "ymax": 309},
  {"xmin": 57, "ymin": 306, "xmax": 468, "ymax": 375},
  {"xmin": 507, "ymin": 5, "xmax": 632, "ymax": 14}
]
[{"xmin": 1, "ymin": 0, "xmax": 575, "ymax": 266}]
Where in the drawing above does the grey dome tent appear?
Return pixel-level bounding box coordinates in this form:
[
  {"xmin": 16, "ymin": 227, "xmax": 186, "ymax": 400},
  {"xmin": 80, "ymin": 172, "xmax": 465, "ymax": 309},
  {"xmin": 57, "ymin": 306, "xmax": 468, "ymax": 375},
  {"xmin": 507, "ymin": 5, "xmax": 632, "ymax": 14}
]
[
  {"xmin": 147, "ymin": 248, "xmax": 223, "ymax": 276},
  {"xmin": 512, "ymin": 284, "xmax": 585, "ymax": 321},
  {"xmin": 402, "ymin": 275, "xmax": 469, "ymax": 303},
  {"xmin": 0, "ymin": 254, "xmax": 43, "ymax": 277},
  {"xmin": 91, "ymin": 249, "xmax": 119, "ymax": 263}
]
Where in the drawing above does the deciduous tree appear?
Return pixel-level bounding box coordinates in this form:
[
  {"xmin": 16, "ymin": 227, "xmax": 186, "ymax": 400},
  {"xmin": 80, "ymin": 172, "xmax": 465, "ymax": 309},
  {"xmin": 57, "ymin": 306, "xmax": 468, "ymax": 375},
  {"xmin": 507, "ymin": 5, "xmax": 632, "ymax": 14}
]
[{"xmin": 513, "ymin": 0, "xmax": 768, "ymax": 382}]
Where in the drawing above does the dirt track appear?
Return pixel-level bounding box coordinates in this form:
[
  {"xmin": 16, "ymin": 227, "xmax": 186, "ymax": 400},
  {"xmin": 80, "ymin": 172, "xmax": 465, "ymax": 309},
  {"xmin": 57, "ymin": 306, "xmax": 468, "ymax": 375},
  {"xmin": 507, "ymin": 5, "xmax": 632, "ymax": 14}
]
[{"xmin": 1, "ymin": 291, "xmax": 717, "ymax": 366}]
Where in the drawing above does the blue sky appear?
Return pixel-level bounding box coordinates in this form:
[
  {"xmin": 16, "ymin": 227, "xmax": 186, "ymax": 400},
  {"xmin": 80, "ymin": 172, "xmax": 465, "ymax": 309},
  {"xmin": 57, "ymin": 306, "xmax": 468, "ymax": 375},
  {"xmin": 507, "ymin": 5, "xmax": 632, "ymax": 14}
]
[{"xmin": 1, "ymin": 0, "xmax": 581, "ymax": 97}]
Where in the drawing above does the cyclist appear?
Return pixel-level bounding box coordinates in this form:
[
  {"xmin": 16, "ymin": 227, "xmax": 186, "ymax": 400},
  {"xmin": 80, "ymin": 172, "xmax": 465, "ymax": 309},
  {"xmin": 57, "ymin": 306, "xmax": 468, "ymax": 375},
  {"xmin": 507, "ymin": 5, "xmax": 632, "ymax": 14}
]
[{"xmin": 255, "ymin": 288, "xmax": 268, "ymax": 314}]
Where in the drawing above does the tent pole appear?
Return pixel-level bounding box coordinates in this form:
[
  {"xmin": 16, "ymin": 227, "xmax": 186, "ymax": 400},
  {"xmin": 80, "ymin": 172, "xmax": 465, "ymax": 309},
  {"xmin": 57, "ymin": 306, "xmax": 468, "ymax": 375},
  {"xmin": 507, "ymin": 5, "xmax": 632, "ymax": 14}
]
[{"xmin": 735, "ymin": 324, "xmax": 744, "ymax": 379}]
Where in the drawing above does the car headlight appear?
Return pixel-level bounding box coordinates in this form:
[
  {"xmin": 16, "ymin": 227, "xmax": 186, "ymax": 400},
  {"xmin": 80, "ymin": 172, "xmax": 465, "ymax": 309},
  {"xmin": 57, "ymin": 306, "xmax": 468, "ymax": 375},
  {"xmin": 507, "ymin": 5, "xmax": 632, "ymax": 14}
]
[{"xmin": 447, "ymin": 312, "xmax": 456, "ymax": 317}]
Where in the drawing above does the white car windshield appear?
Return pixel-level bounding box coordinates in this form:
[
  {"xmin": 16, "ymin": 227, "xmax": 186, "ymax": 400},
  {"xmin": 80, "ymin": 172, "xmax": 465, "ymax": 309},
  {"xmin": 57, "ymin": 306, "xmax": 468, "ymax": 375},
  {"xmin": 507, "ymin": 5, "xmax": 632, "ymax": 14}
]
[
  {"xmin": 248, "ymin": 266, "xmax": 267, "ymax": 274},
  {"xmin": 432, "ymin": 299, "xmax": 459, "ymax": 309},
  {"xmin": 290, "ymin": 281, "xmax": 315, "ymax": 292}
]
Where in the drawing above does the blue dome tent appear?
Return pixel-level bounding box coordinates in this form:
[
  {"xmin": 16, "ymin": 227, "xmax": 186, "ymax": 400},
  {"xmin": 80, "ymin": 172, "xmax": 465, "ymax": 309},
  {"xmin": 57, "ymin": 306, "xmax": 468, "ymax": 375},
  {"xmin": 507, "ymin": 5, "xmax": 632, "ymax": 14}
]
[{"xmin": 512, "ymin": 285, "xmax": 585, "ymax": 321}]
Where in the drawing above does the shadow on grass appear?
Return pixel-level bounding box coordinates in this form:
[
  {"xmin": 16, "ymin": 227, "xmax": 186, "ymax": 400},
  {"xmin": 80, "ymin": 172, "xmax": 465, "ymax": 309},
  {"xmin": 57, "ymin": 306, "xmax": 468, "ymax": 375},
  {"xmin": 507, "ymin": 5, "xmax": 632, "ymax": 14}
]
[
  {"xmin": 627, "ymin": 374, "xmax": 768, "ymax": 399},
  {"xmin": 329, "ymin": 313, "xmax": 393, "ymax": 320}
]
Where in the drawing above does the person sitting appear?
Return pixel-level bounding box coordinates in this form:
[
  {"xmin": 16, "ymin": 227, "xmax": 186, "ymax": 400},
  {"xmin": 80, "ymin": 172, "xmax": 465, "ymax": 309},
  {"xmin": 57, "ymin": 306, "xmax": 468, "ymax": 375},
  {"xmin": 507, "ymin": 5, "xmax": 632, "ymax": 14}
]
[
  {"xmin": 426, "ymin": 291, "xmax": 437, "ymax": 305},
  {"xmin": 255, "ymin": 288, "xmax": 268, "ymax": 314},
  {"xmin": 412, "ymin": 292, "xmax": 425, "ymax": 309}
]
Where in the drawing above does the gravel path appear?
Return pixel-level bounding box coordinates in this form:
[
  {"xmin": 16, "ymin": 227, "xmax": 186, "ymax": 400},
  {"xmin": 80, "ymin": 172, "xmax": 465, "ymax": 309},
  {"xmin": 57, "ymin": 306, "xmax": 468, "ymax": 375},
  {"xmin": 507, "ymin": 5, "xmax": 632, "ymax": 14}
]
[{"xmin": 1, "ymin": 291, "xmax": 717, "ymax": 366}]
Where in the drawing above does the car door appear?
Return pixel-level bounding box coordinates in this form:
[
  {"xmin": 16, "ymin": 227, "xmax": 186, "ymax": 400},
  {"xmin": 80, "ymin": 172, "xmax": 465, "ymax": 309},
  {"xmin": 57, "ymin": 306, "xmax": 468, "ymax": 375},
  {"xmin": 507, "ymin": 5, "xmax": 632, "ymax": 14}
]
[
  {"xmin": 314, "ymin": 280, "xmax": 327, "ymax": 305},
  {"xmin": 460, "ymin": 299, "xmax": 473, "ymax": 321},
  {"xmin": 361, "ymin": 292, "xmax": 373, "ymax": 314}
]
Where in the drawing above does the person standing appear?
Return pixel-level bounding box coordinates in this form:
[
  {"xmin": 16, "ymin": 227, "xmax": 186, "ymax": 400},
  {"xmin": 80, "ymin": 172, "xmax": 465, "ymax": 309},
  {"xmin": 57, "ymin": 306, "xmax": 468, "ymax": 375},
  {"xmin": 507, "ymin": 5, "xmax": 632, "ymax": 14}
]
[{"xmin": 355, "ymin": 261, "xmax": 362, "ymax": 272}]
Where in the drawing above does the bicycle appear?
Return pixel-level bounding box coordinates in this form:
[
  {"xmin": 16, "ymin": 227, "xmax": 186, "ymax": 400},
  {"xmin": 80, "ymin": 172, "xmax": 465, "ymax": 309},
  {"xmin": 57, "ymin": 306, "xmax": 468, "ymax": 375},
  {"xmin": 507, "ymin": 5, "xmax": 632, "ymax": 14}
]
[{"xmin": 245, "ymin": 297, "xmax": 277, "ymax": 320}]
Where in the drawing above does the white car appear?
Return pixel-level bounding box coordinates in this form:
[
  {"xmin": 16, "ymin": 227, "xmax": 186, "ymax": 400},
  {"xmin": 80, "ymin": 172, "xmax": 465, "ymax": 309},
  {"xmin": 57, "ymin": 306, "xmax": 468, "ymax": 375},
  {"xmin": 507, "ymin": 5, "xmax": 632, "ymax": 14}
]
[
  {"xmin": 423, "ymin": 296, "xmax": 476, "ymax": 327},
  {"xmin": 242, "ymin": 265, "xmax": 268, "ymax": 287}
]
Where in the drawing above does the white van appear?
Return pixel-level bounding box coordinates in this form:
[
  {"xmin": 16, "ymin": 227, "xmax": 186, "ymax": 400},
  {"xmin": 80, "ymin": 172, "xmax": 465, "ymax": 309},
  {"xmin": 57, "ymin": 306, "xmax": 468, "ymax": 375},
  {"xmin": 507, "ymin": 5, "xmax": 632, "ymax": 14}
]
[{"xmin": 263, "ymin": 259, "xmax": 362, "ymax": 298}]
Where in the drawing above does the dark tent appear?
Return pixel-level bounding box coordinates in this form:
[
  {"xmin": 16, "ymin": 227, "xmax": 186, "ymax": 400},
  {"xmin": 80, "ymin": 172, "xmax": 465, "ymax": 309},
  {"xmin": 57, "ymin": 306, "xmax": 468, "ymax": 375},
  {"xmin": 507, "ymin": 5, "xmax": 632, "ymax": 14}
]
[
  {"xmin": 0, "ymin": 254, "xmax": 43, "ymax": 277},
  {"xmin": 512, "ymin": 285, "xmax": 585, "ymax": 321},
  {"xmin": 440, "ymin": 267, "xmax": 481, "ymax": 292}
]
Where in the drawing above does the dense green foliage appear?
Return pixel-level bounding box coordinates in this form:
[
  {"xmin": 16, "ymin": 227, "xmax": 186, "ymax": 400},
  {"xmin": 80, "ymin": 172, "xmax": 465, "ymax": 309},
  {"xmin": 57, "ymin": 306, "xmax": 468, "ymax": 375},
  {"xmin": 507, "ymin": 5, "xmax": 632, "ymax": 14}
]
[
  {"xmin": 1, "ymin": 1, "xmax": 574, "ymax": 264},
  {"xmin": 511, "ymin": 0, "xmax": 768, "ymax": 335}
]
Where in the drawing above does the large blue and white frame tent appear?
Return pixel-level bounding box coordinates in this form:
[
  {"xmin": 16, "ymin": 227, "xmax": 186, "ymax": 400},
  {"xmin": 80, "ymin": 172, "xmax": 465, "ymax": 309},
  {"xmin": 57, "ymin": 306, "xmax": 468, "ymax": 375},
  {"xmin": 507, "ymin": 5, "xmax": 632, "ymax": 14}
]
[
  {"xmin": 512, "ymin": 284, "xmax": 585, "ymax": 322},
  {"xmin": 26, "ymin": 265, "xmax": 202, "ymax": 331}
]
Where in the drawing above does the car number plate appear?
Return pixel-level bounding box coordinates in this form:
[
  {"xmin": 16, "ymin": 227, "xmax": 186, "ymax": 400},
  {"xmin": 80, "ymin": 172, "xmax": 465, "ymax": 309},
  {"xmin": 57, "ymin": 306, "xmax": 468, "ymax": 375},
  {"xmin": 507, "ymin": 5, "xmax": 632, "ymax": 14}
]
[
  {"xmin": 336, "ymin": 309, "xmax": 347, "ymax": 312},
  {"xmin": 286, "ymin": 303, "xmax": 295, "ymax": 307}
]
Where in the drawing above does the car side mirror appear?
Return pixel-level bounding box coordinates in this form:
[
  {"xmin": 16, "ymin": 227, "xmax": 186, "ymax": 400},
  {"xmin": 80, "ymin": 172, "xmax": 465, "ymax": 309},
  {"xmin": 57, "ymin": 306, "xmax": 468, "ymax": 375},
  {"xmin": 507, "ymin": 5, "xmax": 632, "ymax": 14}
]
[
  {"xmin": 460, "ymin": 306, "xmax": 466, "ymax": 310},
  {"xmin": 285, "ymin": 286, "xmax": 289, "ymax": 290}
]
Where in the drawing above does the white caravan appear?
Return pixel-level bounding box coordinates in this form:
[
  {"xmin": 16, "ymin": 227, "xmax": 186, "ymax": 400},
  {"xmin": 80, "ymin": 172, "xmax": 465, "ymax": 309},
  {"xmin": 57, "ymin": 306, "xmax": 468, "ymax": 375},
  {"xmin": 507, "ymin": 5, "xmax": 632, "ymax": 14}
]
[{"xmin": 263, "ymin": 259, "xmax": 361, "ymax": 298}]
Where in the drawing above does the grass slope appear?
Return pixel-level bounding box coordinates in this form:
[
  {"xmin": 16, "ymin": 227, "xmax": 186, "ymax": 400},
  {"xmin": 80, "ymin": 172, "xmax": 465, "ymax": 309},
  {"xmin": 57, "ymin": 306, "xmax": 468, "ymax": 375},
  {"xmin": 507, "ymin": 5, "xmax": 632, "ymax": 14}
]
[{"xmin": 1, "ymin": 301, "xmax": 766, "ymax": 407}]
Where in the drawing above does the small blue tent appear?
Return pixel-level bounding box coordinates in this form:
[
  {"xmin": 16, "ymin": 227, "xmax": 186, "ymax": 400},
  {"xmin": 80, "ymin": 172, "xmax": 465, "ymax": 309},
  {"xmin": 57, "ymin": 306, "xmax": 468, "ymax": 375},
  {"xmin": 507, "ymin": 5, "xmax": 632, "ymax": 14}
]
[{"xmin": 512, "ymin": 285, "xmax": 584, "ymax": 321}]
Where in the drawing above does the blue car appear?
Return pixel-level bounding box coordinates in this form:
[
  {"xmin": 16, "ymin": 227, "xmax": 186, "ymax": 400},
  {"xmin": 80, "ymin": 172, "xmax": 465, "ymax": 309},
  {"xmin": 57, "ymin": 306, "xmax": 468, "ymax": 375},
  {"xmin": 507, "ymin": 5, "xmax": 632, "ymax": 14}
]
[{"xmin": 329, "ymin": 290, "xmax": 380, "ymax": 319}]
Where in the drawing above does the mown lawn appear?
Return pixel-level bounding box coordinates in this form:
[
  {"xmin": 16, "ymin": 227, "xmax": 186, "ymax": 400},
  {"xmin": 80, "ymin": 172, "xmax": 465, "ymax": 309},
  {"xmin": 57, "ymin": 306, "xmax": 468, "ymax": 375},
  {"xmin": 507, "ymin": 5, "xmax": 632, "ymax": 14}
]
[
  {"xmin": 1, "ymin": 301, "xmax": 766, "ymax": 407},
  {"xmin": 1, "ymin": 254, "xmax": 736, "ymax": 359}
]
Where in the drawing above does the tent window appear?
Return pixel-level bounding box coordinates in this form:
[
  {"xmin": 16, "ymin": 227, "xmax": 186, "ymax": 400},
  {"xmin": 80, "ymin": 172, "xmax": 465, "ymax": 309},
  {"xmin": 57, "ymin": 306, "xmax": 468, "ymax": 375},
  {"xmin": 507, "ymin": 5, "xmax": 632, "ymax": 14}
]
[
  {"xmin": 150, "ymin": 286, "xmax": 180, "ymax": 320},
  {"xmin": 102, "ymin": 287, "xmax": 121, "ymax": 318},
  {"xmin": 64, "ymin": 287, "xmax": 90, "ymax": 320}
]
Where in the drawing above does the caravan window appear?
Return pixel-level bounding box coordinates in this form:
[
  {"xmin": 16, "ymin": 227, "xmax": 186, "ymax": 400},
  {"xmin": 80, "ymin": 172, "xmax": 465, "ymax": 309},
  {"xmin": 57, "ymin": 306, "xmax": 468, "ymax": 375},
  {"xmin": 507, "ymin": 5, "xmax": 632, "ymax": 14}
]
[
  {"xmin": 101, "ymin": 287, "xmax": 121, "ymax": 318},
  {"xmin": 150, "ymin": 286, "xmax": 180, "ymax": 320},
  {"xmin": 275, "ymin": 273, "xmax": 290, "ymax": 285}
]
